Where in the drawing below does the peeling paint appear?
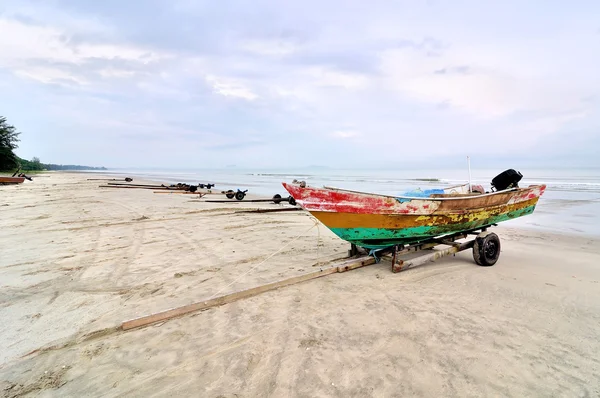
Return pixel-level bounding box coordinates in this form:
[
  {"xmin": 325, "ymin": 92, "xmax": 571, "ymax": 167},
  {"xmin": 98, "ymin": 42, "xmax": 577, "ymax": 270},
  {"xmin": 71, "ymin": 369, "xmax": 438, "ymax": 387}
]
[{"xmin": 282, "ymin": 182, "xmax": 546, "ymax": 249}]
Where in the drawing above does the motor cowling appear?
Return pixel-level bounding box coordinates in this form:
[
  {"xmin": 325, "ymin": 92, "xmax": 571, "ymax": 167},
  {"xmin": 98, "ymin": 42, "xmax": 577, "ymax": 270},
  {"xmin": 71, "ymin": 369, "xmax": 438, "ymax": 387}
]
[{"xmin": 491, "ymin": 169, "xmax": 523, "ymax": 191}]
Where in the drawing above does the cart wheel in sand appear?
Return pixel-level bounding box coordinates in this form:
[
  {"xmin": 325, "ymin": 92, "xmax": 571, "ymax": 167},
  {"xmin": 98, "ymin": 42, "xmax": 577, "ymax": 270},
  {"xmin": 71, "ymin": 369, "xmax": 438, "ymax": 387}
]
[
  {"xmin": 473, "ymin": 232, "xmax": 501, "ymax": 266},
  {"xmin": 235, "ymin": 191, "xmax": 246, "ymax": 201}
]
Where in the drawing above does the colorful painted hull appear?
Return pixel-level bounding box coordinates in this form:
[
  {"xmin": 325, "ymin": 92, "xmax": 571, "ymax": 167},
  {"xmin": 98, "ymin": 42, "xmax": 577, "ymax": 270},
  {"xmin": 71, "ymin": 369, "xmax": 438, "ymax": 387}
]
[
  {"xmin": 282, "ymin": 181, "xmax": 546, "ymax": 249},
  {"xmin": 0, "ymin": 177, "xmax": 25, "ymax": 184}
]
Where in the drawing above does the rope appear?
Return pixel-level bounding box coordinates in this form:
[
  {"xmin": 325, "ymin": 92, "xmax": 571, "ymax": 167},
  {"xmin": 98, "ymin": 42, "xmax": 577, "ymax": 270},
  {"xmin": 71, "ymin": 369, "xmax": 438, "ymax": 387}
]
[
  {"xmin": 206, "ymin": 221, "xmax": 319, "ymax": 301},
  {"xmin": 368, "ymin": 249, "xmax": 381, "ymax": 263}
]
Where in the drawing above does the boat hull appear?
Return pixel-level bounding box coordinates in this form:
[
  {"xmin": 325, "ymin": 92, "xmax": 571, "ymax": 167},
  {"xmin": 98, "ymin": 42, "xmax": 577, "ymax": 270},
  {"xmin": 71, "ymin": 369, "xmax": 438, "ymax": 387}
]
[
  {"xmin": 0, "ymin": 177, "xmax": 25, "ymax": 184},
  {"xmin": 283, "ymin": 182, "xmax": 546, "ymax": 249}
]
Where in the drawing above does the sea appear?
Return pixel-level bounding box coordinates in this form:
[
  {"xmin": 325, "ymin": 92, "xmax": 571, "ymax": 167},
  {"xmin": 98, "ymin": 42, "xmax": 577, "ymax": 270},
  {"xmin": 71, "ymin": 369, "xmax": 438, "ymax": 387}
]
[{"xmin": 86, "ymin": 167, "xmax": 600, "ymax": 237}]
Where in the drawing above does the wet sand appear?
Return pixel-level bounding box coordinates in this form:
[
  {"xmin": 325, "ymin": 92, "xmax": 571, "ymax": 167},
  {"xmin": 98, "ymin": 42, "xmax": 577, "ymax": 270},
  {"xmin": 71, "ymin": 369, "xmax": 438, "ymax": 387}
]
[{"xmin": 1, "ymin": 173, "xmax": 599, "ymax": 397}]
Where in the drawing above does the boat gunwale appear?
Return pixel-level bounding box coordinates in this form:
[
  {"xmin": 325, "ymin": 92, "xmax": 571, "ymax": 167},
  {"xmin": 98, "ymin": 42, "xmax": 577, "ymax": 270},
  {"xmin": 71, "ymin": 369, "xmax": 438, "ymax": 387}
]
[{"xmin": 311, "ymin": 184, "xmax": 545, "ymax": 202}]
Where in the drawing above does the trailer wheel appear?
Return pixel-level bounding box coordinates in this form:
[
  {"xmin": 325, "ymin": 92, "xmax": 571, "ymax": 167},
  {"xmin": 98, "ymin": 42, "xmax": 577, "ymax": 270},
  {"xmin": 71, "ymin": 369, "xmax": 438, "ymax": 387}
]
[
  {"xmin": 235, "ymin": 191, "xmax": 245, "ymax": 201},
  {"xmin": 272, "ymin": 194, "xmax": 282, "ymax": 204},
  {"xmin": 225, "ymin": 191, "xmax": 235, "ymax": 199},
  {"xmin": 288, "ymin": 196, "xmax": 296, "ymax": 206},
  {"xmin": 473, "ymin": 232, "xmax": 501, "ymax": 266}
]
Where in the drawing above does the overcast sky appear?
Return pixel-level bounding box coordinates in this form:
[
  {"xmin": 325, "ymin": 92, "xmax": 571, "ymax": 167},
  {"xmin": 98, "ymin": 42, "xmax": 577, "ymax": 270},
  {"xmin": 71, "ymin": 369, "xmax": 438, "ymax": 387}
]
[{"xmin": 0, "ymin": 0, "xmax": 599, "ymax": 169}]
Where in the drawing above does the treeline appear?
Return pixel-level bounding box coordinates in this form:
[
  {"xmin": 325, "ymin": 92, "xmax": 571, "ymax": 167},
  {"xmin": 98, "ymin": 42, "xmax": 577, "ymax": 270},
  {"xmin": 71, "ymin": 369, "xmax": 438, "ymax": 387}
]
[
  {"xmin": 44, "ymin": 164, "xmax": 108, "ymax": 171},
  {"xmin": 18, "ymin": 157, "xmax": 107, "ymax": 171},
  {"xmin": 1, "ymin": 116, "xmax": 107, "ymax": 171}
]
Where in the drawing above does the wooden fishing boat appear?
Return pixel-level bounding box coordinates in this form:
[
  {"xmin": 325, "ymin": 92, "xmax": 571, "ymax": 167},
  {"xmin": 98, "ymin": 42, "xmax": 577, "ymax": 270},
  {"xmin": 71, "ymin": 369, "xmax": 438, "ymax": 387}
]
[
  {"xmin": 0, "ymin": 176, "xmax": 25, "ymax": 185},
  {"xmin": 282, "ymin": 175, "xmax": 546, "ymax": 250}
]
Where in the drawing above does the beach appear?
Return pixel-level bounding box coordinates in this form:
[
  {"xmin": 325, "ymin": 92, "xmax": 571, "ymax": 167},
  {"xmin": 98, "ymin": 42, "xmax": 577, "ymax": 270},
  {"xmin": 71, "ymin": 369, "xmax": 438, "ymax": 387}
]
[{"xmin": 1, "ymin": 172, "xmax": 600, "ymax": 397}]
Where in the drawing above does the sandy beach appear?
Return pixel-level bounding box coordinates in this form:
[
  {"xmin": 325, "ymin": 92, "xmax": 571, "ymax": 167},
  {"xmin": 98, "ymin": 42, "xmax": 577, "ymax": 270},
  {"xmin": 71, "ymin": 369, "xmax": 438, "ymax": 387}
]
[{"xmin": 1, "ymin": 172, "xmax": 599, "ymax": 397}]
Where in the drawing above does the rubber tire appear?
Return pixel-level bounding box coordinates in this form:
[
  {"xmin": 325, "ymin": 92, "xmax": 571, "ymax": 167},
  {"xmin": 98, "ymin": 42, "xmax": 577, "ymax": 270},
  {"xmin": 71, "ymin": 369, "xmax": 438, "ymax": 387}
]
[
  {"xmin": 288, "ymin": 196, "xmax": 296, "ymax": 206},
  {"xmin": 272, "ymin": 194, "xmax": 282, "ymax": 204},
  {"xmin": 235, "ymin": 191, "xmax": 245, "ymax": 201},
  {"xmin": 225, "ymin": 191, "xmax": 235, "ymax": 199},
  {"xmin": 473, "ymin": 232, "xmax": 501, "ymax": 266}
]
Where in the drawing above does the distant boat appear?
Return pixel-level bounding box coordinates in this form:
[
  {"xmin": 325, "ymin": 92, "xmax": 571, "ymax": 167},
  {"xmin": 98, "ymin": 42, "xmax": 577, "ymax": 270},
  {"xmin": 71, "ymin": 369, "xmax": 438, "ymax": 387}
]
[
  {"xmin": 0, "ymin": 176, "xmax": 25, "ymax": 185},
  {"xmin": 282, "ymin": 170, "xmax": 546, "ymax": 250}
]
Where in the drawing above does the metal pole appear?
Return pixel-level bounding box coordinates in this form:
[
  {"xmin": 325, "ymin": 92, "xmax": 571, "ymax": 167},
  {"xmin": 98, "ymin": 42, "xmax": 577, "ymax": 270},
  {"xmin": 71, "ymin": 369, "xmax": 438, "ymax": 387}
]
[{"xmin": 467, "ymin": 156, "xmax": 472, "ymax": 193}]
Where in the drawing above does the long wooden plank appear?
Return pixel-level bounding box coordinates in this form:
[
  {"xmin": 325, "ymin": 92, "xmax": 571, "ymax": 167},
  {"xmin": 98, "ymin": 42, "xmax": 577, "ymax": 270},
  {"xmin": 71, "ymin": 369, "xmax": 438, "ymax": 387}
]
[
  {"xmin": 203, "ymin": 200, "xmax": 250, "ymax": 203},
  {"xmin": 236, "ymin": 208, "xmax": 300, "ymax": 214},
  {"xmin": 121, "ymin": 268, "xmax": 337, "ymax": 330},
  {"xmin": 153, "ymin": 191, "xmax": 196, "ymax": 194},
  {"xmin": 153, "ymin": 191, "xmax": 207, "ymax": 195},
  {"xmin": 108, "ymin": 182, "xmax": 167, "ymax": 187},
  {"xmin": 206, "ymin": 198, "xmax": 293, "ymax": 203},
  {"xmin": 87, "ymin": 178, "xmax": 132, "ymax": 181},
  {"xmin": 121, "ymin": 256, "xmax": 375, "ymax": 331},
  {"xmin": 99, "ymin": 185, "xmax": 169, "ymax": 190}
]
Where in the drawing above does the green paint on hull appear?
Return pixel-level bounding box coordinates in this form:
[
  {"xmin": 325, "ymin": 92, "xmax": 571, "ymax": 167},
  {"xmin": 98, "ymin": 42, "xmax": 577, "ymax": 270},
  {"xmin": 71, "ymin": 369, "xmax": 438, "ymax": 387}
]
[{"xmin": 329, "ymin": 205, "xmax": 536, "ymax": 248}]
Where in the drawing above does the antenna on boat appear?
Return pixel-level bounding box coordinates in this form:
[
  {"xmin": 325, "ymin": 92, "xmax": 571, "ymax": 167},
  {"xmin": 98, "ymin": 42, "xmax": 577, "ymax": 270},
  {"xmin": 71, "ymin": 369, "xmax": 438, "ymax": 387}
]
[{"xmin": 467, "ymin": 156, "xmax": 472, "ymax": 193}]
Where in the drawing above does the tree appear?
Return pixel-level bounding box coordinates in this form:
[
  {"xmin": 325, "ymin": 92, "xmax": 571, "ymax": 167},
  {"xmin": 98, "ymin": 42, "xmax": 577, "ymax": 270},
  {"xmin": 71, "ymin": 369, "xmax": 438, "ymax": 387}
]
[
  {"xmin": 0, "ymin": 116, "xmax": 21, "ymax": 170},
  {"xmin": 31, "ymin": 157, "xmax": 42, "ymax": 169}
]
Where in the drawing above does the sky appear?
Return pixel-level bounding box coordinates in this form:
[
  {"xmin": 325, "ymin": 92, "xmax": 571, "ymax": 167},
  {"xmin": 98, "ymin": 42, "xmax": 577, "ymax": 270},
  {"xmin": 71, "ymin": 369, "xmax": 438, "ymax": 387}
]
[{"xmin": 0, "ymin": 0, "xmax": 599, "ymax": 169}]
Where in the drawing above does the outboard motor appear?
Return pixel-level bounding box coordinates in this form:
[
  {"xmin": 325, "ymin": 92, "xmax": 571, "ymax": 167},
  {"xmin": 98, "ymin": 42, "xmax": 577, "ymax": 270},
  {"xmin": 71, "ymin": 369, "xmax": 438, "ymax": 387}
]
[{"xmin": 491, "ymin": 169, "xmax": 523, "ymax": 191}]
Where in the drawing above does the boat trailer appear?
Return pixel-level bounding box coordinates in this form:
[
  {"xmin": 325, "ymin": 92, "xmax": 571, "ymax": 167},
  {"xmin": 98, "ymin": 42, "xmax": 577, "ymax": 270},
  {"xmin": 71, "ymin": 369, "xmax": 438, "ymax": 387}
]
[
  {"xmin": 203, "ymin": 193, "xmax": 296, "ymax": 205},
  {"xmin": 348, "ymin": 225, "xmax": 501, "ymax": 273}
]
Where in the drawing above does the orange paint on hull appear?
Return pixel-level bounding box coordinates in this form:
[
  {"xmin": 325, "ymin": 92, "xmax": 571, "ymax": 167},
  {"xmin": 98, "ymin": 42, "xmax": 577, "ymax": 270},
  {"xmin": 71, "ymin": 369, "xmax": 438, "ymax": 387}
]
[{"xmin": 310, "ymin": 197, "xmax": 540, "ymax": 229}]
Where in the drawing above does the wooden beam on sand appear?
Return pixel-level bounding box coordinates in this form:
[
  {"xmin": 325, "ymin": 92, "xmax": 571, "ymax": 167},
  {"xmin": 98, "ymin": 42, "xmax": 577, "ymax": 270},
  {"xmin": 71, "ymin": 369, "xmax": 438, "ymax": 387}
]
[
  {"xmin": 100, "ymin": 185, "xmax": 183, "ymax": 190},
  {"xmin": 203, "ymin": 199, "xmax": 281, "ymax": 203},
  {"xmin": 99, "ymin": 185, "xmax": 161, "ymax": 190},
  {"xmin": 153, "ymin": 191, "xmax": 207, "ymax": 196},
  {"xmin": 108, "ymin": 182, "xmax": 163, "ymax": 187},
  {"xmin": 153, "ymin": 190, "xmax": 194, "ymax": 194},
  {"xmin": 87, "ymin": 178, "xmax": 132, "ymax": 181},
  {"xmin": 392, "ymin": 240, "xmax": 475, "ymax": 273},
  {"xmin": 236, "ymin": 208, "xmax": 301, "ymax": 213},
  {"xmin": 121, "ymin": 256, "xmax": 376, "ymax": 331}
]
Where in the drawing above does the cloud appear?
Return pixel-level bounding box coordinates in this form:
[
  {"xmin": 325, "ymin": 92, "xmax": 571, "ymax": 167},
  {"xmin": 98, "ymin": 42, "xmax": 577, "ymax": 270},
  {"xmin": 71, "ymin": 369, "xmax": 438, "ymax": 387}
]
[
  {"xmin": 434, "ymin": 66, "xmax": 470, "ymax": 75},
  {"xmin": 331, "ymin": 130, "xmax": 361, "ymax": 139},
  {"xmin": 205, "ymin": 75, "xmax": 258, "ymax": 101},
  {"xmin": 0, "ymin": 16, "xmax": 167, "ymax": 90},
  {"xmin": 0, "ymin": 0, "xmax": 598, "ymax": 168},
  {"xmin": 379, "ymin": 46, "xmax": 593, "ymax": 122},
  {"xmin": 241, "ymin": 39, "xmax": 299, "ymax": 56}
]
